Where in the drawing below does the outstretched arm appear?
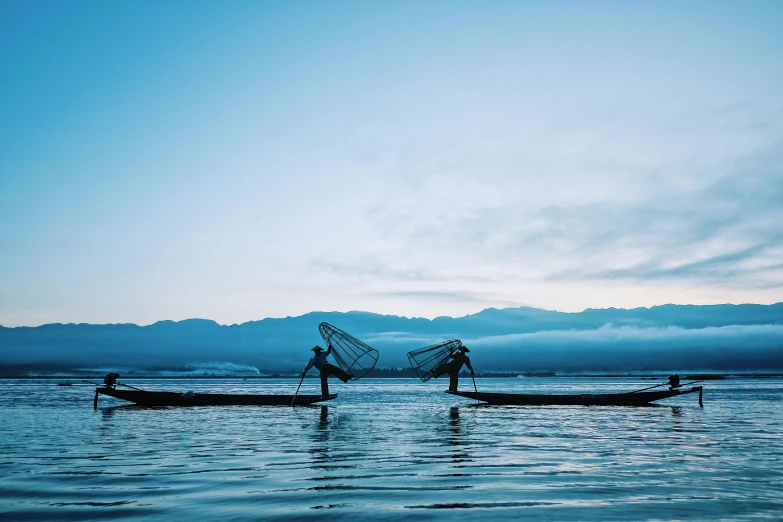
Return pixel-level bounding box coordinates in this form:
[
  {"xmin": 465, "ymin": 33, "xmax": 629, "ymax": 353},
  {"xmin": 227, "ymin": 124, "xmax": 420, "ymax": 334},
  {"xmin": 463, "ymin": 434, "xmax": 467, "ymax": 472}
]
[
  {"xmin": 303, "ymin": 358, "xmax": 314, "ymax": 374},
  {"xmin": 325, "ymin": 345, "xmax": 332, "ymax": 357},
  {"xmin": 465, "ymin": 357, "xmax": 474, "ymax": 373}
]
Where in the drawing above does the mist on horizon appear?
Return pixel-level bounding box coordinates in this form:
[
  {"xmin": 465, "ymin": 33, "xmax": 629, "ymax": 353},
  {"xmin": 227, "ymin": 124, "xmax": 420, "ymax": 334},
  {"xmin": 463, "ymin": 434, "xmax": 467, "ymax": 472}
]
[{"xmin": 2, "ymin": 304, "xmax": 782, "ymax": 376}]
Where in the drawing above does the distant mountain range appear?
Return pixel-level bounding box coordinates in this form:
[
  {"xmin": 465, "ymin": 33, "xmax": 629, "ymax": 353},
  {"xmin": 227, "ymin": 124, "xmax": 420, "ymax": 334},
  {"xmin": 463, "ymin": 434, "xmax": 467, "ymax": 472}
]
[{"xmin": 2, "ymin": 304, "xmax": 783, "ymax": 375}]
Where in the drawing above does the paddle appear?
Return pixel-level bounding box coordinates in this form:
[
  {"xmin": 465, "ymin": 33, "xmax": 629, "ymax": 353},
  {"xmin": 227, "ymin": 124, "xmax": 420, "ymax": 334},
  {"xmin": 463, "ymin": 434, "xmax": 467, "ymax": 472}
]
[
  {"xmin": 82, "ymin": 379, "xmax": 146, "ymax": 392},
  {"xmin": 625, "ymin": 381, "xmax": 670, "ymax": 394},
  {"xmin": 290, "ymin": 367, "xmax": 308, "ymax": 406},
  {"xmin": 471, "ymin": 371, "xmax": 479, "ymax": 404},
  {"xmin": 626, "ymin": 379, "xmax": 705, "ymax": 395},
  {"xmin": 83, "ymin": 380, "xmax": 103, "ymax": 408},
  {"xmin": 85, "ymin": 379, "xmax": 143, "ymax": 408},
  {"xmin": 82, "ymin": 379, "xmax": 147, "ymax": 391},
  {"xmin": 117, "ymin": 382, "xmax": 146, "ymax": 392}
]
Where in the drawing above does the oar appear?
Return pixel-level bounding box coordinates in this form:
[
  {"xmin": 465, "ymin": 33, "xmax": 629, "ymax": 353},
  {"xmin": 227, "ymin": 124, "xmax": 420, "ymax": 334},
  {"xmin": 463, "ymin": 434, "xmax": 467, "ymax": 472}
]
[
  {"xmin": 625, "ymin": 381, "xmax": 670, "ymax": 394},
  {"xmin": 81, "ymin": 379, "xmax": 145, "ymax": 391},
  {"xmin": 625, "ymin": 379, "xmax": 706, "ymax": 395},
  {"xmin": 83, "ymin": 380, "xmax": 102, "ymax": 408},
  {"xmin": 471, "ymin": 372, "xmax": 479, "ymax": 404},
  {"xmin": 117, "ymin": 382, "xmax": 146, "ymax": 392},
  {"xmin": 290, "ymin": 367, "xmax": 308, "ymax": 406},
  {"xmin": 82, "ymin": 379, "xmax": 146, "ymax": 391}
]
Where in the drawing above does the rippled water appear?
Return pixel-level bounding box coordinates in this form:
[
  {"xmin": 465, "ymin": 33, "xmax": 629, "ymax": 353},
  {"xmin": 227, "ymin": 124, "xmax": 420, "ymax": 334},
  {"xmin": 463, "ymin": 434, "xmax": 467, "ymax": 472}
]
[{"xmin": 1, "ymin": 377, "xmax": 782, "ymax": 520}]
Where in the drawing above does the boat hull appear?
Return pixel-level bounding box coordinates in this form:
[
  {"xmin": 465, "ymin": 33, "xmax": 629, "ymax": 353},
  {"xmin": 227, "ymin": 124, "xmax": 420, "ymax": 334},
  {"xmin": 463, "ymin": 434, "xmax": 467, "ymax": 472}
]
[
  {"xmin": 96, "ymin": 387, "xmax": 336, "ymax": 407},
  {"xmin": 446, "ymin": 386, "xmax": 703, "ymax": 406}
]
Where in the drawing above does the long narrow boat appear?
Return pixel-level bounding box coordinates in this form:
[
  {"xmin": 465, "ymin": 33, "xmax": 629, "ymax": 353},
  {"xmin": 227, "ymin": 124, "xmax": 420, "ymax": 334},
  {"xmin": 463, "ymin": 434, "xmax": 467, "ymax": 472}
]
[
  {"xmin": 446, "ymin": 385, "xmax": 703, "ymax": 406},
  {"xmin": 95, "ymin": 387, "xmax": 336, "ymax": 407}
]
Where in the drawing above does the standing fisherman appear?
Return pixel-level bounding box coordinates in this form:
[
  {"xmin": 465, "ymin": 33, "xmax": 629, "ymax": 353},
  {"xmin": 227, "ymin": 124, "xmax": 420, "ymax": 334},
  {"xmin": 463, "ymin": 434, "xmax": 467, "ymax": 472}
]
[
  {"xmin": 433, "ymin": 345, "xmax": 474, "ymax": 392},
  {"xmin": 303, "ymin": 345, "xmax": 352, "ymax": 397}
]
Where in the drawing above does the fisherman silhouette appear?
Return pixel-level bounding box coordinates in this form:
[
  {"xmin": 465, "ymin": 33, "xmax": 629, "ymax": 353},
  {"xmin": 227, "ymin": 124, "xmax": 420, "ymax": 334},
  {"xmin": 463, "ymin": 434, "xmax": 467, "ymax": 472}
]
[
  {"xmin": 303, "ymin": 345, "xmax": 352, "ymax": 397},
  {"xmin": 432, "ymin": 345, "xmax": 474, "ymax": 392}
]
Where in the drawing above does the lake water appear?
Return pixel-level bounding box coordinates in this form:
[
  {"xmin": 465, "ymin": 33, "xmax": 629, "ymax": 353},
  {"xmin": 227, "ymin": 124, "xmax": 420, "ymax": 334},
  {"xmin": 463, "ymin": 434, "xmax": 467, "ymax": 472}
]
[{"xmin": 1, "ymin": 377, "xmax": 782, "ymax": 520}]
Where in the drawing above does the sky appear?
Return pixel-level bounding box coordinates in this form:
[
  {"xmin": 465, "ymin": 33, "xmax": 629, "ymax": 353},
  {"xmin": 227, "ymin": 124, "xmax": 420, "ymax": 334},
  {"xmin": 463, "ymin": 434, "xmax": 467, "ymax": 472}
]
[{"xmin": 1, "ymin": 1, "xmax": 782, "ymax": 327}]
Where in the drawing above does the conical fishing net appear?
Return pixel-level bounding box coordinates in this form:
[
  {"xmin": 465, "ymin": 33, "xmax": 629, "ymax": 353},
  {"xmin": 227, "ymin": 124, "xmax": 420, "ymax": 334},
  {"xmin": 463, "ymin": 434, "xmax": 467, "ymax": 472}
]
[
  {"xmin": 407, "ymin": 340, "xmax": 462, "ymax": 382},
  {"xmin": 318, "ymin": 322, "xmax": 379, "ymax": 380}
]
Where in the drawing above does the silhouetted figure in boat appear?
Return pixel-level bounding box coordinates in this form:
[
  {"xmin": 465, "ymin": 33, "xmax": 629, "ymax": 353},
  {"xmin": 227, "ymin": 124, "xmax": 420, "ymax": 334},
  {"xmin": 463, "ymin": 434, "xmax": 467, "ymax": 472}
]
[
  {"xmin": 303, "ymin": 345, "xmax": 352, "ymax": 397},
  {"xmin": 104, "ymin": 372, "xmax": 119, "ymax": 389},
  {"xmin": 433, "ymin": 345, "xmax": 474, "ymax": 392}
]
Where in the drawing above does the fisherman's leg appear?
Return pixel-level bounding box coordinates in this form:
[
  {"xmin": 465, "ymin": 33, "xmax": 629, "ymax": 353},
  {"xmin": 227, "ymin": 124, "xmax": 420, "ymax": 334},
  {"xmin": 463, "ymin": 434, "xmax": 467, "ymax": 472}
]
[
  {"xmin": 319, "ymin": 369, "xmax": 329, "ymax": 397},
  {"xmin": 326, "ymin": 364, "xmax": 352, "ymax": 383},
  {"xmin": 448, "ymin": 371, "xmax": 459, "ymax": 392},
  {"xmin": 433, "ymin": 363, "xmax": 449, "ymax": 378}
]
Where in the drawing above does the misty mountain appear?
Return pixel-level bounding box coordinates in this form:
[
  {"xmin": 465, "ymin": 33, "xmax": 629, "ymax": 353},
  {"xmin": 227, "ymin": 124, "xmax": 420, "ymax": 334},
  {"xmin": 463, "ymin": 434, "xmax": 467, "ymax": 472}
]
[{"xmin": 1, "ymin": 304, "xmax": 783, "ymax": 375}]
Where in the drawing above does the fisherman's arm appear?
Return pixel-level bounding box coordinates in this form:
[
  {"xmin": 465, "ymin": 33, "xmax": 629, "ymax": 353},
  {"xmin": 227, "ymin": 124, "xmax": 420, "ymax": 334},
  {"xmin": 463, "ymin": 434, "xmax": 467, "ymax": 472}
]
[
  {"xmin": 466, "ymin": 358, "xmax": 474, "ymax": 374},
  {"xmin": 303, "ymin": 358, "xmax": 314, "ymax": 375}
]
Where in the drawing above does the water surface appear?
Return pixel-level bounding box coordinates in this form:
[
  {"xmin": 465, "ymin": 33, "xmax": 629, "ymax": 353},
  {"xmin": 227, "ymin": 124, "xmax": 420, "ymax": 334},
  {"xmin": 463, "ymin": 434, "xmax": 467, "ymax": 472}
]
[{"xmin": 1, "ymin": 377, "xmax": 782, "ymax": 520}]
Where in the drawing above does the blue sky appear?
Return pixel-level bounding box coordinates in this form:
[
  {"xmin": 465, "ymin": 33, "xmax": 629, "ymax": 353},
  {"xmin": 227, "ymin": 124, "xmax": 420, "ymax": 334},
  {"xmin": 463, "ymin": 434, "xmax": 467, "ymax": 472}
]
[{"xmin": 1, "ymin": 1, "xmax": 782, "ymax": 326}]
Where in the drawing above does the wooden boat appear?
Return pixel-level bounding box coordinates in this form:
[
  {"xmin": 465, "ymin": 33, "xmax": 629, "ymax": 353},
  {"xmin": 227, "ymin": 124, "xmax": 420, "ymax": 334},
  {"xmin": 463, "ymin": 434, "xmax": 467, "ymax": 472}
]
[
  {"xmin": 95, "ymin": 386, "xmax": 336, "ymax": 407},
  {"xmin": 446, "ymin": 385, "xmax": 703, "ymax": 406}
]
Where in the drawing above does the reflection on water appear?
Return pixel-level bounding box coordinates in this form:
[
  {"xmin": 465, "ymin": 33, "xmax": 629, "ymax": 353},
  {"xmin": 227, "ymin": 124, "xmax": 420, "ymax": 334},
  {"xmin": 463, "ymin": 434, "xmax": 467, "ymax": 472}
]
[
  {"xmin": 448, "ymin": 406, "xmax": 461, "ymax": 444},
  {"xmin": 670, "ymin": 406, "xmax": 684, "ymax": 433},
  {"xmin": 310, "ymin": 406, "xmax": 331, "ymax": 469},
  {"xmin": 445, "ymin": 406, "xmax": 471, "ymax": 465},
  {"xmin": 1, "ymin": 377, "xmax": 782, "ymax": 520}
]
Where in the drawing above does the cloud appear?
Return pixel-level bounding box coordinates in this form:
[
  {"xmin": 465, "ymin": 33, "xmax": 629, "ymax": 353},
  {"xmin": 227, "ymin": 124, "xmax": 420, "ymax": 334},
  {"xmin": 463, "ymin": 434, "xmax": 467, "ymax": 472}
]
[
  {"xmin": 538, "ymin": 165, "xmax": 783, "ymax": 288},
  {"xmin": 549, "ymin": 246, "xmax": 783, "ymax": 289},
  {"xmin": 362, "ymin": 331, "xmax": 443, "ymax": 345},
  {"xmin": 371, "ymin": 290, "xmax": 523, "ymax": 308},
  {"xmin": 347, "ymin": 323, "xmax": 783, "ymax": 372},
  {"xmin": 356, "ymin": 133, "xmax": 783, "ymax": 297},
  {"xmin": 463, "ymin": 323, "xmax": 783, "ymax": 372},
  {"xmin": 310, "ymin": 259, "xmax": 500, "ymax": 283},
  {"xmin": 297, "ymin": 128, "xmax": 783, "ymax": 316},
  {"xmin": 176, "ymin": 362, "xmax": 261, "ymax": 376}
]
